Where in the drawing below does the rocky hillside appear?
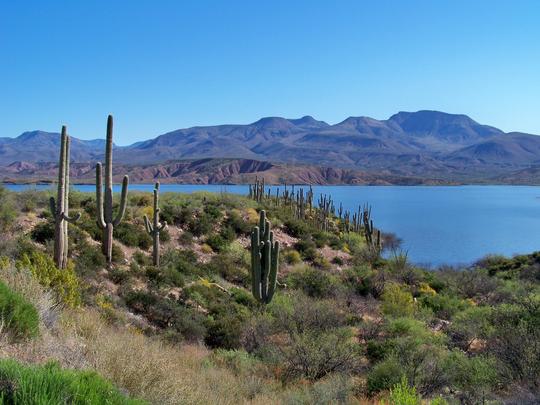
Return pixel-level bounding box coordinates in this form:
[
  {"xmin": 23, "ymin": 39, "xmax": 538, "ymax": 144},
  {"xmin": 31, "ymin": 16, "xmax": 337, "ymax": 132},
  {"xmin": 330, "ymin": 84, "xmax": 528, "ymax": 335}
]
[
  {"xmin": 0, "ymin": 187, "xmax": 537, "ymax": 403},
  {"xmin": 1, "ymin": 158, "xmax": 448, "ymax": 185}
]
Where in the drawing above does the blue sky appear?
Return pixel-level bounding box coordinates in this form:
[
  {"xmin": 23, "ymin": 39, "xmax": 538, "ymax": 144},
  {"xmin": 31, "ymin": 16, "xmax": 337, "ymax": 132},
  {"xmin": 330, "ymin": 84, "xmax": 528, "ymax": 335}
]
[{"xmin": 1, "ymin": 0, "xmax": 539, "ymax": 145}]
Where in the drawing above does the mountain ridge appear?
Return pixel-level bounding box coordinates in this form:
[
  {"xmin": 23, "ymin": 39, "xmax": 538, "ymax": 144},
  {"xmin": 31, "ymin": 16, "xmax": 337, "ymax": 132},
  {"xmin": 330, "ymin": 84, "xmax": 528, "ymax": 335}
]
[{"xmin": 2, "ymin": 110, "xmax": 540, "ymax": 183}]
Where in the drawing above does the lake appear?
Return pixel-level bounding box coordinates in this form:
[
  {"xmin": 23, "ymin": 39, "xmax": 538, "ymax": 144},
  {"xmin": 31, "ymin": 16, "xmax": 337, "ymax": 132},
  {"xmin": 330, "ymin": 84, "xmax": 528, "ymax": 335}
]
[{"xmin": 5, "ymin": 183, "xmax": 540, "ymax": 266}]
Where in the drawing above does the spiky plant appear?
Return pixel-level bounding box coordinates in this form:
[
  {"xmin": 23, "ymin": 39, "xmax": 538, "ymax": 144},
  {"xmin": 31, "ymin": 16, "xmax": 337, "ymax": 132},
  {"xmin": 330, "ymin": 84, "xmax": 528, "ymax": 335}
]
[
  {"xmin": 49, "ymin": 126, "xmax": 81, "ymax": 269},
  {"xmin": 250, "ymin": 210, "xmax": 279, "ymax": 304},
  {"xmin": 95, "ymin": 115, "xmax": 129, "ymax": 264},
  {"xmin": 144, "ymin": 182, "xmax": 168, "ymax": 266}
]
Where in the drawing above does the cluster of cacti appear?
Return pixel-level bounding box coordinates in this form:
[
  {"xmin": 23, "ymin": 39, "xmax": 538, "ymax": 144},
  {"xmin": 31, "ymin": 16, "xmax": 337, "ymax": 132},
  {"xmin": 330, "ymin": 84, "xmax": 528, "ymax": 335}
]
[
  {"xmin": 249, "ymin": 177, "xmax": 266, "ymax": 202},
  {"xmin": 250, "ymin": 210, "xmax": 279, "ymax": 304},
  {"xmin": 96, "ymin": 115, "xmax": 129, "ymax": 264},
  {"xmin": 316, "ymin": 193, "xmax": 335, "ymax": 231},
  {"xmin": 50, "ymin": 126, "xmax": 81, "ymax": 269},
  {"xmin": 362, "ymin": 204, "xmax": 382, "ymax": 253},
  {"xmin": 144, "ymin": 182, "xmax": 168, "ymax": 266}
]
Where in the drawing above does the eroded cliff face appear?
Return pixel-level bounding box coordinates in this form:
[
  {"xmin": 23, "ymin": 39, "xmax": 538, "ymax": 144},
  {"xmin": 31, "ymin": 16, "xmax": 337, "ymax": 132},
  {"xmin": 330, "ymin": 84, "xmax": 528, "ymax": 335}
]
[{"xmin": 1, "ymin": 158, "xmax": 447, "ymax": 185}]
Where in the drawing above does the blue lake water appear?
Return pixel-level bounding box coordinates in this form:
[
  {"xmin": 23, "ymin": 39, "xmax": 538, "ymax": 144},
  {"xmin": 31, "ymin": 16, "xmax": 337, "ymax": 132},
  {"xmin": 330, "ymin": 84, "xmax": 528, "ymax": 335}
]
[{"xmin": 6, "ymin": 183, "xmax": 540, "ymax": 266}]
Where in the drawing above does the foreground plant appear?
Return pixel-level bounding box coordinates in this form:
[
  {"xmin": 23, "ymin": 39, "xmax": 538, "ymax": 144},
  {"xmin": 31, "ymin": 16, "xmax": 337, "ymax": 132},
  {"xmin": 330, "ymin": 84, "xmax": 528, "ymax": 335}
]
[
  {"xmin": 50, "ymin": 126, "xmax": 80, "ymax": 269},
  {"xmin": 250, "ymin": 210, "xmax": 279, "ymax": 304},
  {"xmin": 96, "ymin": 115, "xmax": 129, "ymax": 264},
  {"xmin": 144, "ymin": 182, "xmax": 167, "ymax": 266}
]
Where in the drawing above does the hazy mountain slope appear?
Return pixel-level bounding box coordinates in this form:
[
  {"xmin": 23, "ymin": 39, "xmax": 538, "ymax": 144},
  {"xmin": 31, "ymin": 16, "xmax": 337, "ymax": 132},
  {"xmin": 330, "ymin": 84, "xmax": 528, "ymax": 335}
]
[
  {"xmin": 0, "ymin": 131, "xmax": 106, "ymax": 164},
  {"xmin": 2, "ymin": 111, "xmax": 540, "ymax": 183}
]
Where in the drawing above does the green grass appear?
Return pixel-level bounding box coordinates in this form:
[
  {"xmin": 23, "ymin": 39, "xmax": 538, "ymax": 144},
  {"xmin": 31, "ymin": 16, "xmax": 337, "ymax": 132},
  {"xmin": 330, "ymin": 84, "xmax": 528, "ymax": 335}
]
[
  {"xmin": 0, "ymin": 360, "xmax": 145, "ymax": 405},
  {"xmin": 0, "ymin": 281, "xmax": 38, "ymax": 340}
]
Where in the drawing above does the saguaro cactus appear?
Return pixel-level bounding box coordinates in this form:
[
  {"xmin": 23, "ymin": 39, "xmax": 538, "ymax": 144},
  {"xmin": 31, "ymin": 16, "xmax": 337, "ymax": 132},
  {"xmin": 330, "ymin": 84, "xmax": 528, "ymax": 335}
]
[
  {"xmin": 96, "ymin": 115, "xmax": 129, "ymax": 264},
  {"xmin": 144, "ymin": 182, "xmax": 167, "ymax": 266},
  {"xmin": 250, "ymin": 210, "xmax": 279, "ymax": 304},
  {"xmin": 49, "ymin": 126, "xmax": 81, "ymax": 269}
]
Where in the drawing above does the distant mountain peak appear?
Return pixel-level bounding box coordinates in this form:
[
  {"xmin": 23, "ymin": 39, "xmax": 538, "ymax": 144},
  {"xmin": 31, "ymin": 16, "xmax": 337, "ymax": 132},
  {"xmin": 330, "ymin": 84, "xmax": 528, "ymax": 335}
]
[
  {"xmin": 17, "ymin": 130, "xmax": 59, "ymax": 141},
  {"xmin": 288, "ymin": 115, "xmax": 329, "ymax": 128}
]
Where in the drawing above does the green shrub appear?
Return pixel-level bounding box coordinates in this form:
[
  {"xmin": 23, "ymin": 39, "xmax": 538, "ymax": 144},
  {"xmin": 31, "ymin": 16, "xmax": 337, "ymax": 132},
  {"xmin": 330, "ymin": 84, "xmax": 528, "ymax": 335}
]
[
  {"xmin": 205, "ymin": 233, "xmax": 228, "ymax": 253},
  {"xmin": 223, "ymin": 210, "xmax": 251, "ymax": 235},
  {"xmin": 124, "ymin": 291, "xmax": 206, "ymax": 342},
  {"xmin": 381, "ymin": 283, "xmax": 415, "ymax": 318},
  {"xmin": 284, "ymin": 218, "xmax": 310, "ymax": 238},
  {"xmin": 16, "ymin": 251, "xmax": 80, "ymax": 307},
  {"xmin": 206, "ymin": 252, "xmax": 249, "ymax": 284},
  {"xmin": 444, "ymin": 352, "xmax": 498, "ymax": 404},
  {"xmin": 389, "ymin": 377, "xmax": 421, "ymax": 405},
  {"xmin": 187, "ymin": 213, "xmax": 213, "ymax": 236},
  {"xmin": 30, "ymin": 221, "xmax": 55, "ymax": 244},
  {"xmin": 284, "ymin": 249, "xmax": 302, "ymax": 265},
  {"xmin": 343, "ymin": 265, "xmax": 374, "ymax": 296},
  {"xmin": 279, "ymin": 329, "xmax": 360, "ymax": 381},
  {"xmin": 74, "ymin": 241, "xmax": 107, "ymax": 275},
  {"xmin": 367, "ymin": 358, "xmax": 403, "ymax": 394},
  {"xmin": 0, "ymin": 186, "xmax": 16, "ymax": 232},
  {"xmin": 0, "ymin": 359, "xmax": 143, "ymax": 404},
  {"xmin": 114, "ymin": 222, "xmax": 152, "ymax": 249},
  {"xmin": 418, "ymin": 293, "xmax": 469, "ymax": 320},
  {"xmin": 0, "ymin": 281, "xmax": 39, "ymax": 340},
  {"xmin": 286, "ymin": 266, "xmax": 339, "ymax": 298}
]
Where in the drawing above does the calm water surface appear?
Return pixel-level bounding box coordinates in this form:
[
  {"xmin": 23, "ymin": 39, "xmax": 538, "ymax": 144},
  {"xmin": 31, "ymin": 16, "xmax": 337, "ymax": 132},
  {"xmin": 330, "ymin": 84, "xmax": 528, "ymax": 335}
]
[{"xmin": 6, "ymin": 184, "xmax": 540, "ymax": 266}]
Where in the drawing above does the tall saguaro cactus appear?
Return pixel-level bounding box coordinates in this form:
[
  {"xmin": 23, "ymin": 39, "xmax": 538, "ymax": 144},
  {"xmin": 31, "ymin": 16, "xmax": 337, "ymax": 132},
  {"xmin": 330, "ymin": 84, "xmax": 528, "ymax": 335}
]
[
  {"xmin": 144, "ymin": 182, "xmax": 167, "ymax": 266},
  {"xmin": 50, "ymin": 126, "xmax": 81, "ymax": 269},
  {"xmin": 250, "ymin": 210, "xmax": 279, "ymax": 304},
  {"xmin": 96, "ymin": 115, "xmax": 129, "ymax": 264}
]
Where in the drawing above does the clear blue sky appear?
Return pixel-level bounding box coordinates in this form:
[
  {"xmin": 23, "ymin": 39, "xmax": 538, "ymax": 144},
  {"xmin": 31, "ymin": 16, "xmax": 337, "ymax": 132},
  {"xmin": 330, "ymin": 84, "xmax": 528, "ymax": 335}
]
[{"xmin": 1, "ymin": 0, "xmax": 539, "ymax": 145}]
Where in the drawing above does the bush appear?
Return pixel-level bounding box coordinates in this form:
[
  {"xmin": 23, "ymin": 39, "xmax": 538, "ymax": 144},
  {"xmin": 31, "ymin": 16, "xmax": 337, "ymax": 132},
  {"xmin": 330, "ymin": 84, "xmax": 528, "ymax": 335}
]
[
  {"xmin": 75, "ymin": 241, "xmax": 107, "ymax": 275},
  {"xmin": 445, "ymin": 351, "xmax": 499, "ymax": 404},
  {"xmin": 223, "ymin": 210, "xmax": 251, "ymax": 235},
  {"xmin": 269, "ymin": 293, "xmax": 345, "ymax": 334},
  {"xmin": 367, "ymin": 358, "xmax": 403, "ymax": 394},
  {"xmin": 284, "ymin": 218, "xmax": 310, "ymax": 238},
  {"xmin": 389, "ymin": 377, "xmax": 421, "ymax": 405},
  {"xmin": 280, "ymin": 329, "xmax": 360, "ymax": 381},
  {"xmin": 16, "ymin": 251, "xmax": 80, "ymax": 307},
  {"xmin": 381, "ymin": 283, "xmax": 415, "ymax": 318},
  {"xmin": 30, "ymin": 221, "xmax": 55, "ymax": 244},
  {"xmin": 286, "ymin": 266, "xmax": 339, "ymax": 298},
  {"xmin": 343, "ymin": 265, "xmax": 374, "ymax": 296},
  {"xmin": 206, "ymin": 253, "xmax": 248, "ymax": 284},
  {"xmin": 205, "ymin": 233, "xmax": 228, "ymax": 253},
  {"xmin": 0, "ymin": 281, "xmax": 39, "ymax": 340},
  {"xmin": 0, "ymin": 186, "xmax": 16, "ymax": 231},
  {"xmin": 114, "ymin": 222, "xmax": 152, "ymax": 249},
  {"xmin": 418, "ymin": 293, "xmax": 469, "ymax": 320},
  {"xmin": 0, "ymin": 359, "xmax": 143, "ymax": 404},
  {"xmin": 284, "ymin": 249, "xmax": 302, "ymax": 265},
  {"xmin": 124, "ymin": 291, "xmax": 206, "ymax": 342}
]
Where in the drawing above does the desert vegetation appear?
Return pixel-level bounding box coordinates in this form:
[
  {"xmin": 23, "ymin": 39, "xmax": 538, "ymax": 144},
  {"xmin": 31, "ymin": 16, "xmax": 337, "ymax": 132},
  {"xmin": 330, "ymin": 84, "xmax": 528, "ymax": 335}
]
[{"xmin": 0, "ymin": 121, "xmax": 537, "ymax": 404}]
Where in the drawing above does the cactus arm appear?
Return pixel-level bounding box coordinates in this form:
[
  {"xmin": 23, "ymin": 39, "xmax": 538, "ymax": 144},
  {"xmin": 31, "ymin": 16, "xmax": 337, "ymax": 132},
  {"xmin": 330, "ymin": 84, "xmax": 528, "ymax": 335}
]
[
  {"xmin": 265, "ymin": 241, "xmax": 279, "ymax": 303},
  {"xmin": 49, "ymin": 197, "xmax": 57, "ymax": 217},
  {"xmin": 96, "ymin": 163, "xmax": 106, "ymax": 229},
  {"xmin": 143, "ymin": 214, "xmax": 153, "ymax": 234},
  {"xmin": 112, "ymin": 175, "xmax": 129, "ymax": 226},
  {"xmin": 62, "ymin": 212, "xmax": 81, "ymax": 223}
]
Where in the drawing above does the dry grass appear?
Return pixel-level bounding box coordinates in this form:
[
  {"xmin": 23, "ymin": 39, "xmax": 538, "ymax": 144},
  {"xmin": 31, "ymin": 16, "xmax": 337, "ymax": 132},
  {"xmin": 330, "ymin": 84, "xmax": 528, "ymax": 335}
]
[{"xmin": 69, "ymin": 310, "xmax": 278, "ymax": 404}]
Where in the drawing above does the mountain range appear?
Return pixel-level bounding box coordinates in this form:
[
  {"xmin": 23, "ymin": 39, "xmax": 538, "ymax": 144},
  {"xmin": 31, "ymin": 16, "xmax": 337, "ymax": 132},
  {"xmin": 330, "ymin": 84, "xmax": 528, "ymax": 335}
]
[{"xmin": 2, "ymin": 110, "xmax": 540, "ymax": 184}]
